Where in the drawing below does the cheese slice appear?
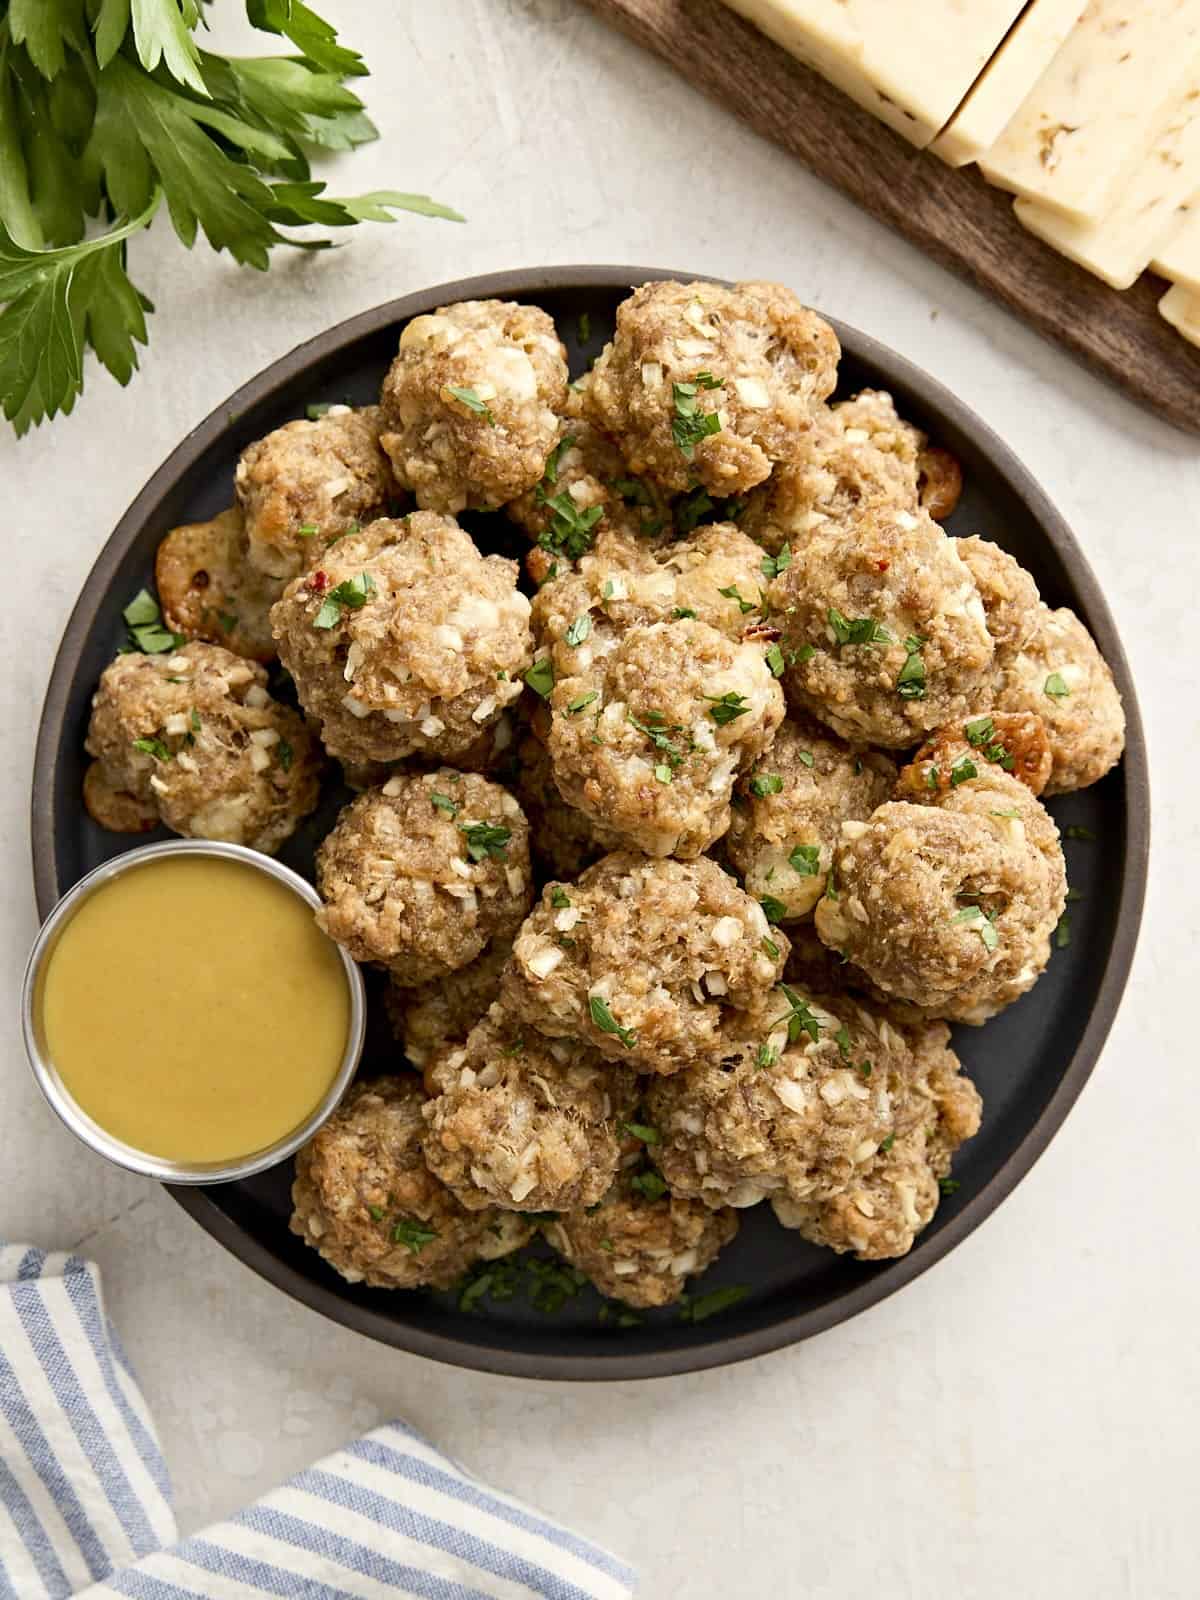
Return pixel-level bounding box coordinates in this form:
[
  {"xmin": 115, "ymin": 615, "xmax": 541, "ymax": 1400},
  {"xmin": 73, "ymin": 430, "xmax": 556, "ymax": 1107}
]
[
  {"xmin": 1159, "ymin": 282, "xmax": 1200, "ymax": 346},
  {"xmin": 931, "ymin": 0, "xmax": 1087, "ymax": 168},
  {"xmin": 719, "ymin": 0, "xmax": 1028, "ymax": 148},
  {"xmin": 1153, "ymin": 205, "xmax": 1200, "ymax": 291},
  {"xmin": 978, "ymin": 0, "xmax": 1200, "ymax": 224},
  {"xmin": 1013, "ymin": 74, "xmax": 1200, "ymax": 287}
]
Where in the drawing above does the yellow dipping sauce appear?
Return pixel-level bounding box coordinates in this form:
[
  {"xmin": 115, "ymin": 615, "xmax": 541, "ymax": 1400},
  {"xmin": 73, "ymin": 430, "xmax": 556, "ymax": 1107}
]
[{"xmin": 36, "ymin": 855, "xmax": 351, "ymax": 1165}]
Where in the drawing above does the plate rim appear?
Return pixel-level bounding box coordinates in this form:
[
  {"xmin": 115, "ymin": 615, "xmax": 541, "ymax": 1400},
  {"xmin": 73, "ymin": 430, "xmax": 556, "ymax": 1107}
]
[{"xmin": 30, "ymin": 264, "xmax": 1150, "ymax": 1380}]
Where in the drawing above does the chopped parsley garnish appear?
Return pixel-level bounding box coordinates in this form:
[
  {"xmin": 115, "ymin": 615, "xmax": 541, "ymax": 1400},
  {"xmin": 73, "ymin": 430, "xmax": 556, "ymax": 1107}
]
[
  {"xmin": 963, "ymin": 715, "xmax": 1014, "ymax": 769},
  {"xmin": 704, "ymin": 691, "xmax": 750, "ymax": 726},
  {"xmin": 313, "ymin": 572, "xmax": 375, "ymax": 629},
  {"xmin": 459, "ymin": 822, "xmax": 511, "ymax": 862},
  {"xmin": 447, "ymin": 386, "xmax": 494, "ymax": 423},
  {"xmin": 749, "ymin": 772, "xmax": 784, "ymax": 798},
  {"xmin": 620, "ymin": 1120, "xmax": 661, "ymax": 1145},
  {"xmin": 718, "ymin": 584, "xmax": 756, "ymax": 615},
  {"xmin": 565, "ymin": 614, "xmax": 592, "ymax": 648},
  {"xmin": 611, "ymin": 476, "xmax": 666, "ymax": 537},
  {"xmin": 765, "ymin": 643, "xmax": 786, "ymax": 678},
  {"xmin": 1065, "ymin": 824, "xmax": 1095, "ymax": 841},
  {"xmin": 367, "ymin": 1204, "xmax": 385, "ymax": 1222},
  {"xmin": 122, "ymin": 589, "xmax": 183, "ymax": 655},
  {"xmin": 797, "ymin": 749, "xmax": 815, "ymax": 768},
  {"xmin": 952, "ymin": 904, "xmax": 1000, "ymax": 951},
  {"xmin": 769, "ymin": 984, "xmax": 822, "ymax": 1046},
  {"xmin": 925, "ymin": 765, "xmax": 940, "ymax": 790},
  {"xmin": 756, "ymin": 1042, "xmax": 779, "ymax": 1069},
  {"xmin": 277, "ymin": 739, "xmax": 294, "ymax": 773},
  {"xmin": 654, "ymin": 763, "xmax": 674, "ymax": 784},
  {"xmin": 628, "ymin": 710, "xmax": 685, "ymax": 765},
  {"xmin": 589, "ymin": 994, "xmax": 637, "ymax": 1049},
  {"xmin": 392, "ymin": 1219, "xmax": 438, "ymax": 1254},
  {"xmin": 990, "ymin": 807, "xmax": 1019, "ymax": 818},
  {"xmin": 528, "ymin": 1260, "xmax": 590, "ymax": 1314},
  {"xmin": 550, "ymin": 886, "xmax": 572, "ymax": 909},
  {"xmin": 896, "ymin": 635, "xmax": 926, "ymax": 700},
  {"xmin": 630, "ymin": 1171, "xmax": 668, "ymax": 1201},
  {"xmin": 215, "ymin": 609, "xmax": 238, "ymax": 633},
  {"xmin": 678, "ymin": 1285, "xmax": 749, "ymax": 1324},
  {"xmin": 760, "ymin": 895, "xmax": 788, "ymax": 924},
  {"xmin": 879, "ymin": 1134, "xmax": 895, "ymax": 1154},
  {"xmin": 131, "ymin": 736, "xmax": 170, "ymax": 761},
  {"xmin": 939, "ymin": 1177, "xmax": 960, "ymax": 1196},
  {"xmin": 949, "ymin": 756, "xmax": 977, "ymax": 787},
  {"xmin": 306, "ymin": 403, "xmax": 333, "ymax": 420},
  {"xmin": 524, "ymin": 658, "xmax": 555, "ymax": 698},
  {"xmin": 828, "ymin": 608, "xmax": 892, "ymax": 647},
  {"xmin": 538, "ymin": 494, "xmax": 604, "ymax": 559},
  {"xmin": 578, "ymin": 311, "xmax": 592, "ymax": 343},
  {"xmin": 671, "ymin": 373, "xmax": 724, "ymax": 458},
  {"xmin": 1055, "ymin": 911, "xmax": 1072, "ymax": 949},
  {"xmin": 430, "ymin": 792, "xmax": 458, "ymax": 817},
  {"xmin": 761, "ymin": 544, "xmax": 792, "ymax": 580},
  {"xmin": 1044, "ymin": 671, "xmax": 1070, "ymax": 700},
  {"xmin": 856, "ymin": 1061, "xmax": 873, "ymax": 1078},
  {"xmin": 794, "ymin": 643, "xmax": 817, "ymax": 665},
  {"xmin": 762, "ymin": 936, "xmax": 780, "ymax": 960},
  {"xmin": 788, "ymin": 843, "xmax": 820, "ymax": 876},
  {"xmin": 297, "ymin": 522, "xmax": 319, "ymax": 538},
  {"xmin": 189, "ymin": 708, "xmax": 201, "ymax": 733},
  {"xmin": 567, "ymin": 691, "xmax": 599, "ymax": 714},
  {"xmin": 673, "ymin": 606, "xmax": 697, "ymax": 620},
  {"xmin": 834, "ymin": 1025, "xmax": 851, "ymax": 1060}
]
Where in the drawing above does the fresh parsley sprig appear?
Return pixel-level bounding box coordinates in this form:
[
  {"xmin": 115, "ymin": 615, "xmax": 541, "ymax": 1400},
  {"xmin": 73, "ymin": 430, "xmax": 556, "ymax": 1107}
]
[{"xmin": 0, "ymin": 0, "xmax": 462, "ymax": 434}]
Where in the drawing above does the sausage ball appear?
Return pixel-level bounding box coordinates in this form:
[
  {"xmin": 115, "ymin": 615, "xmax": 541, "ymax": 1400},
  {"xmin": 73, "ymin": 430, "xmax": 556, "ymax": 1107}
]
[
  {"xmin": 270, "ymin": 513, "xmax": 532, "ymax": 766},
  {"xmin": 315, "ymin": 772, "xmax": 533, "ymax": 986},
  {"xmin": 741, "ymin": 389, "xmax": 925, "ymax": 555},
  {"xmin": 647, "ymin": 991, "xmax": 979, "ymax": 1215},
  {"xmin": 379, "ymin": 300, "xmax": 569, "ymax": 513},
  {"xmin": 235, "ymin": 405, "xmax": 395, "ymax": 580},
  {"xmin": 766, "ymin": 503, "xmax": 994, "ymax": 747},
  {"xmin": 511, "ymin": 726, "xmax": 621, "ymax": 882},
  {"xmin": 386, "ymin": 939, "xmax": 512, "ymax": 1072},
  {"xmin": 290, "ymin": 1077, "xmax": 532, "ymax": 1290},
  {"xmin": 726, "ymin": 717, "xmax": 897, "ymax": 921},
  {"xmin": 815, "ymin": 716, "xmax": 1067, "ymax": 1023},
  {"xmin": 545, "ymin": 617, "xmax": 785, "ymax": 858},
  {"xmin": 83, "ymin": 642, "xmax": 320, "ymax": 853},
  {"xmin": 421, "ymin": 1003, "xmax": 638, "ymax": 1212},
  {"xmin": 583, "ymin": 279, "xmax": 839, "ymax": 496},
  {"xmin": 771, "ymin": 1023, "xmax": 982, "ymax": 1259},
  {"xmin": 155, "ymin": 505, "xmax": 282, "ymax": 663},
  {"xmin": 954, "ymin": 538, "xmax": 1124, "ymax": 793},
  {"xmin": 545, "ymin": 1179, "xmax": 739, "ymax": 1309},
  {"xmin": 502, "ymin": 853, "xmax": 789, "ymax": 1076}
]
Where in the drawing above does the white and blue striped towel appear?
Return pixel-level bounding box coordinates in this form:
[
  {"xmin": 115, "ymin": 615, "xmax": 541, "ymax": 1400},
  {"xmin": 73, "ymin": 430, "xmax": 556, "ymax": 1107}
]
[{"xmin": 0, "ymin": 1246, "xmax": 636, "ymax": 1600}]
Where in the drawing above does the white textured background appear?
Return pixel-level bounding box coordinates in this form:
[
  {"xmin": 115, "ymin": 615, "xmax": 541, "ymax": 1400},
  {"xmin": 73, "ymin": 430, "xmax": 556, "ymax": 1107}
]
[{"xmin": 3, "ymin": 3, "xmax": 1199, "ymax": 1595}]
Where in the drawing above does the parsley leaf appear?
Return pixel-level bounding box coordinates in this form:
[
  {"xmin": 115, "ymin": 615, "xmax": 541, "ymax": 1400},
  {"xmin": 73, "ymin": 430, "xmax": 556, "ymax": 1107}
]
[
  {"xmin": 769, "ymin": 984, "xmax": 822, "ymax": 1046},
  {"xmin": 589, "ymin": 994, "xmax": 637, "ymax": 1050},
  {"xmin": 749, "ymin": 772, "xmax": 784, "ymax": 798},
  {"xmin": 761, "ymin": 544, "xmax": 792, "ymax": 580},
  {"xmin": 678, "ymin": 1285, "xmax": 749, "ymax": 1323},
  {"xmin": 619, "ymin": 1121, "xmax": 661, "ymax": 1145},
  {"xmin": 392, "ymin": 1218, "xmax": 438, "ymax": 1254},
  {"xmin": 718, "ymin": 583, "xmax": 756, "ymax": 615},
  {"xmin": 630, "ymin": 1170, "xmax": 668, "ymax": 1202},
  {"xmin": 524, "ymin": 658, "xmax": 555, "ymax": 698},
  {"xmin": 446, "ymin": 386, "xmax": 494, "ymax": 422},
  {"xmin": 704, "ymin": 691, "xmax": 750, "ymax": 726},
  {"xmin": 759, "ymin": 895, "xmax": 788, "ymax": 924},
  {"xmin": 897, "ymin": 635, "xmax": 926, "ymax": 700},
  {"xmin": 828, "ymin": 608, "xmax": 891, "ymax": 647},
  {"xmin": 788, "ymin": 843, "xmax": 820, "ymax": 877},
  {"xmin": 949, "ymin": 756, "xmax": 978, "ymax": 787},
  {"xmin": 131, "ymin": 735, "xmax": 170, "ymax": 762},
  {"xmin": 459, "ymin": 822, "xmax": 511, "ymax": 862},
  {"xmin": 765, "ymin": 643, "xmax": 786, "ymax": 677},
  {"xmin": 952, "ymin": 904, "xmax": 1000, "ymax": 951},
  {"xmin": 541, "ymin": 434, "xmax": 575, "ymax": 485},
  {"xmin": 566, "ymin": 690, "xmax": 598, "ymax": 714},
  {"xmin": 537, "ymin": 493, "xmax": 604, "ymax": 559},
  {"xmin": 565, "ymin": 614, "xmax": 592, "ymax": 648},
  {"xmin": 1044, "ymin": 671, "xmax": 1070, "ymax": 699},
  {"xmin": 122, "ymin": 588, "xmax": 183, "ymax": 654},
  {"xmin": 671, "ymin": 373, "xmax": 723, "ymax": 458},
  {"xmin": 276, "ymin": 738, "xmax": 293, "ymax": 772},
  {"xmin": 430, "ymin": 792, "xmax": 458, "ymax": 817},
  {"xmin": 313, "ymin": 572, "xmax": 375, "ymax": 628}
]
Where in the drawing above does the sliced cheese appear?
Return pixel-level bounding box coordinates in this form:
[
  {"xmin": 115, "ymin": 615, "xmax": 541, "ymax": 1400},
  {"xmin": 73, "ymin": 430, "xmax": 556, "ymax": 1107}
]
[
  {"xmin": 978, "ymin": 0, "xmax": 1200, "ymax": 224},
  {"xmin": 1159, "ymin": 283, "xmax": 1200, "ymax": 346},
  {"xmin": 719, "ymin": 0, "xmax": 1028, "ymax": 149},
  {"xmin": 1153, "ymin": 205, "xmax": 1200, "ymax": 291},
  {"xmin": 1013, "ymin": 75, "xmax": 1200, "ymax": 288},
  {"xmin": 931, "ymin": 0, "xmax": 1087, "ymax": 168}
]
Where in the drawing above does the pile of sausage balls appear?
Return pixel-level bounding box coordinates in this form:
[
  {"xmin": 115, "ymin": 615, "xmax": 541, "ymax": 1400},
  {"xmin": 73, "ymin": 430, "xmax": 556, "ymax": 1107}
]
[{"xmin": 84, "ymin": 280, "xmax": 1125, "ymax": 1311}]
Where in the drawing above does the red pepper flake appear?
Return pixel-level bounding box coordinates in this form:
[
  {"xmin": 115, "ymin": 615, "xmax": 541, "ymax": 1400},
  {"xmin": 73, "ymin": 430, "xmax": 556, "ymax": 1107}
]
[
  {"xmin": 310, "ymin": 570, "xmax": 329, "ymax": 593},
  {"xmin": 875, "ymin": 560, "xmax": 890, "ymax": 573}
]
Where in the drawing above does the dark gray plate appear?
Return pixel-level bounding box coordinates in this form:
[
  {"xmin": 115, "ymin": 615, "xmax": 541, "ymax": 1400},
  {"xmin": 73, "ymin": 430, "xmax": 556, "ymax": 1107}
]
[{"xmin": 31, "ymin": 268, "xmax": 1149, "ymax": 1380}]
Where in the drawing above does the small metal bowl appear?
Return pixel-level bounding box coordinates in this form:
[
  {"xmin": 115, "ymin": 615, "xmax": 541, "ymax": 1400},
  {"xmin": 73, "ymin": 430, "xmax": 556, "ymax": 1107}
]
[{"xmin": 21, "ymin": 839, "xmax": 366, "ymax": 1184}]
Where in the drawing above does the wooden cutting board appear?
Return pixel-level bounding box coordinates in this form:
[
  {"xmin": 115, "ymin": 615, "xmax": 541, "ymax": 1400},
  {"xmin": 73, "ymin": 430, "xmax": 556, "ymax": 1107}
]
[{"xmin": 581, "ymin": 0, "xmax": 1200, "ymax": 437}]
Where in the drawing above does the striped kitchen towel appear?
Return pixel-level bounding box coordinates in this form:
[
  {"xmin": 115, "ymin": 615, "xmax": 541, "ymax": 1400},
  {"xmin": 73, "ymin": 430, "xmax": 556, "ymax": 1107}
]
[{"xmin": 0, "ymin": 1246, "xmax": 636, "ymax": 1600}]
